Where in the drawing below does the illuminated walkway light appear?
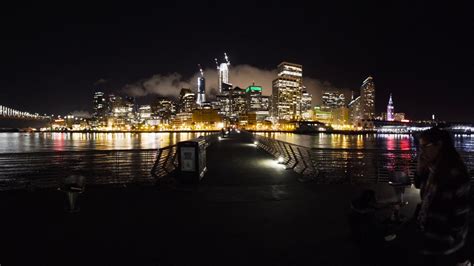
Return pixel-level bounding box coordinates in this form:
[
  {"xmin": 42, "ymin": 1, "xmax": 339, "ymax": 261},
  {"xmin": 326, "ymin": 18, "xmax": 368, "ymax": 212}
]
[{"xmin": 277, "ymin": 156, "xmax": 285, "ymax": 163}]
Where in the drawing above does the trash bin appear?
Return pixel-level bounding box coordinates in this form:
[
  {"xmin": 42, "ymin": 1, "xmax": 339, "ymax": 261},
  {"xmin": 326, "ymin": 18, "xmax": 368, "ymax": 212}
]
[{"xmin": 177, "ymin": 138, "xmax": 207, "ymax": 183}]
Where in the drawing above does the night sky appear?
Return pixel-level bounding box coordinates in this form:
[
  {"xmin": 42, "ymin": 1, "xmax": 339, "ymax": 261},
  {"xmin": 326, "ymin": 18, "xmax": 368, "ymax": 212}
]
[{"xmin": 1, "ymin": 2, "xmax": 473, "ymax": 122}]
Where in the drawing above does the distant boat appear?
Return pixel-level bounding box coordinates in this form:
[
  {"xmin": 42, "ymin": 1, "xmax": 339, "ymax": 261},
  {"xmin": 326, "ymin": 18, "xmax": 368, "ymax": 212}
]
[{"xmin": 294, "ymin": 122, "xmax": 326, "ymax": 134}]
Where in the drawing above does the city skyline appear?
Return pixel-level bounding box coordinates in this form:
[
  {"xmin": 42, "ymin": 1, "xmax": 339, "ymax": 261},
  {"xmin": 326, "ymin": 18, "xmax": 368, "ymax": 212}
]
[{"xmin": 1, "ymin": 2, "xmax": 473, "ymax": 122}]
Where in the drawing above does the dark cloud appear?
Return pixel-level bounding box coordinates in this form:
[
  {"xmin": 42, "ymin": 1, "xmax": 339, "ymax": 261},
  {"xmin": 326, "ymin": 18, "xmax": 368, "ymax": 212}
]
[
  {"xmin": 94, "ymin": 78, "xmax": 107, "ymax": 86},
  {"xmin": 69, "ymin": 110, "xmax": 91, "ymax": 118},
  {"xmin": 122, "ymin": 65, "xmax": 332, "ymax": 105}
]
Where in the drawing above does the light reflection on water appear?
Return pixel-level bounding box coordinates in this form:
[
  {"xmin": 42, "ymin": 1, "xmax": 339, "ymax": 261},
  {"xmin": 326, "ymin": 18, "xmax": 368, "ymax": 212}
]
[
  {"xmin": 261, "ymin": 133, "xmax": 474, "ymax": 182},
  {"xmin": 0, "ymin": 132, "xmax": 473, "ymax": 154},
  {"xmin": 0, "ymin": 132, "xmax": 208, "ymax": 153},
  {"xmin": 260, "ymin": 132, "xmax": 474, "ymax": 152}
]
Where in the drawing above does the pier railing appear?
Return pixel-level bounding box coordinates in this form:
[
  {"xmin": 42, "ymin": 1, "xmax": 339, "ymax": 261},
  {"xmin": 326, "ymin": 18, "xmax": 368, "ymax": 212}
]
[
  {"xmin": 0, "ymin": 134, "xmax": 218, "ymax": 191},
  {"xmin": 150, "ymin": 134, "xmax": 218, "ymax": 183},
  {"xmin": 0, "ymin": 149, "xmax": 158, "ymax": 191},
  {"xmin": 253, "ymin": 134, "xmax": 474, "ymax": 184}
]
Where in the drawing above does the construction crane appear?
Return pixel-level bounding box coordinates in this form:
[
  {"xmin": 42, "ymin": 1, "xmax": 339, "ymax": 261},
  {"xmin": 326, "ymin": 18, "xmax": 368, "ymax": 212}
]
[
  {"xmin": 197, "ymin": 64, "xmax": 204, "ymax": 77},
  {"xmin": 224, "ymin": 52, "xmax": 230, "ymax": 65}
]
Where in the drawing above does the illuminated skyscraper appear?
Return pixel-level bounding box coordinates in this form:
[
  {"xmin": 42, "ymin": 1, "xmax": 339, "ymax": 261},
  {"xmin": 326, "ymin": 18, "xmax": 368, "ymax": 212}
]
[
  {"xmin": 179, "ymin": 88, "xmax": 197, "ymax": 113},
  {"xmin": 218, "ymin": 63, "xmax": 229, "ymax": 92},
  {"xmin": 272, "ymin": 62, "xmax": 303, "ymax": 120},
  {"xmin": 216, "ymin": 53, "xmax": 231, "ymax": 93},
  {"xmin": 138, "ymin": 105, "xmax": 152, "ymax": 121},
  {"xmin": 301, "ymin": 90, "xmax": 312, "ymax": 120},
  {"xmin": 151, "ymin": 97, "xmax": 176, "ymax": 123},
  {"xmin": 196, "ymin": 65, "xmax": 206, "ymax": 105},
  {"xmin": 360, "ymin": 76, "xmax": 375, "ymax": 119},
  {"xmin": 322, "ymin": 91, "xmax": 345, "ymax": 110},
  {"xmin": 348, "ymin": 96, "xmax": 363, "ymax": 123},
  {"xmin": 246, "ymin": 85, "xmax": 267, "ymax": 112},
  {"xmin": 387, "ymin": 93, "xmax": 394, "ymax": 121},
  {"xmin": 93, "ymin": 92, "xmax": 107, "ymax": 118},
  {"xmin": 231, "ymin": 87, "xmax": 247, "ymax": 117}
]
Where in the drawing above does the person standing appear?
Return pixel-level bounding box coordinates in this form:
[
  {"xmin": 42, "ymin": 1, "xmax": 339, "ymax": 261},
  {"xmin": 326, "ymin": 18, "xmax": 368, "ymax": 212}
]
[{"xmin": 415, "ymin": 127, "xmax": 471, "ymax": 265}]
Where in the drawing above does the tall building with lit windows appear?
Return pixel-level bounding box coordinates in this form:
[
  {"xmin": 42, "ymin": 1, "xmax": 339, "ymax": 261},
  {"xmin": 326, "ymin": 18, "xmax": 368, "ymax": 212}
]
[
  {"xmin": 218, "ymin": 63, "xmax": 229, "ymax": 93},
  {"xmin": 348, "ymin": 96, "xmax": 363, "ymax": 123},
  {"xmin": 196, "ymin": 76, "xmax": 206, "ymax": 105},
  {"xmin": 322, "ymin": 90, "xmax": 345, "ymax": 110},
  {"xmin": 93, "ymin": 92, "xmax": 107, "ymax": 118},
  {"xmin": 272, "ymin": 62, "xmax": 303, "ymax": 120},
  {"xmin": 361, "ymin": 76, "xmax": 375, "ymax": 119},
  {"xmin": 387, "ymin": 93, "xmax": 394, "ymax": 121},
  {"xmin": 178, "ymin": 88, "xmax": 197, "ymax": 113},
  {"xmin": 301, "ymin": 90, "xmax": 312, "ymax": 120}
]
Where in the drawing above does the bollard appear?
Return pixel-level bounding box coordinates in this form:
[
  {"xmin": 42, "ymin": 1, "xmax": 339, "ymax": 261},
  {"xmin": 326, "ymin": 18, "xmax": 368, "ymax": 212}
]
[
  {"xmin": 389, "ymin": 171, "xmax": 411, "ymax": 204},
  {"xmin": 60, "ymin": 175, "xmax": 85, "ymax": 213}
]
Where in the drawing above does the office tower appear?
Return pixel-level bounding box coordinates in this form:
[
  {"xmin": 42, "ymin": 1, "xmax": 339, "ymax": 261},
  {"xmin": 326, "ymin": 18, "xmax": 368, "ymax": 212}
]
[
  {"xmin": 246, "ymin": 85, "xmax": 267, "ymax": 112},
  {"xmin": 93, "ymin": 92, "xmax": 107, "ymax": 118},
  {"xmin": 361, "ymin": 76, "xmax": 375, "ymax": 119},
  {"xmin": 272, "ymin": 62, "xmax": 303, "ymax": 120},
  {"xmin": 196, "ymin": 64, "xmax": 206, "ymax": 105},
  {"xmin": 179, "ymin": 88, "xmax": 197, "ymax": 113},
  {"xmin": 151, "ymin": 97, "xmax": 176, "ymax": 123},
  {"xmin": 216, "ymin": 53, "xmax": 231, "ymax": 93},
  {"xmin": 322, "ymin": 91, "xmax": 345, "ymax": 110},
  {"xmin": 301, "ymin": 90, "xmax": 312, "ymax": 120},
  {"xmin": 348, "ymin": 96, "xmax": 363, "ymax": 123}
]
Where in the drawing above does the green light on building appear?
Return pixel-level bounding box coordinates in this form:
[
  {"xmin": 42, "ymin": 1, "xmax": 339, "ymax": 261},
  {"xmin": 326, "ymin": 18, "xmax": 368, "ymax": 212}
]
[{"xmin": 245, "ymin": 86, "xmax": 262, "ymax": 93}]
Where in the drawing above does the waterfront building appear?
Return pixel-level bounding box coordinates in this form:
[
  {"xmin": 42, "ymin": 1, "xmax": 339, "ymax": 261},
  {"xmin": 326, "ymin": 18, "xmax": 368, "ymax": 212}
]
[
  {"xmin": 171, "ymin": 112, "xmax": 193, "ymax": 128},
  {"xmin": 272, "ymin": 62, "xmax": 303, "ymax": 120},
  {"xmin": 107, "ymin": 94, "xmax": 118, "ymax": 117},
  {"xmin": 246, "ymin": 84, "xmax": 270, "ymax": 113},
  {"xmin": 322, "ymin": 90, "xmax": 345, "ymax": 110},
  {"xmin": 192, "ymin": 109, "xmax": 222, "ymax": 128},
  {"xmin": 387, "ymin": 93, "xmax": 394, "ymax": 121},
  {"xmin": 331, "ymin": 107, "xmax": 350, "ymax": 125},
  {"xmin": 348, "ymin": 95, "xmax": 363, "ymax": 124},
  {"xmin": 232, "ymin": 87, "xmax": 247, "ymax": 117},
  {"xmin": 313, "ymin": 106, "xmax": 332, "ymax": 124},
  {"xmin": 138, "ymin": 105, "xmax": 152, "ymax": 121},
  {"xmin": 93, "ymin": 92, "xmax": 107, "ymax": 119},
  {"xmin": 151, "ymin": 98, "xmax": 176, "ymax": 123},
  {"xmin": 178, "ymin": 88, "xmax": 197, "ymax": 113},
  {"xmin": 216, "ymin": 94, "xmax": 231, "ymax": 117},
  {"xmin": 361, "ymin": 76, "xmax": 375, "ymax": 119},
  {"xmin": 301, "ymin": 90, "xmax": 313, "ymax": 120},
  {"xmin": 394, "ymin": 113, "xmax": 405, "ymax": 122}
]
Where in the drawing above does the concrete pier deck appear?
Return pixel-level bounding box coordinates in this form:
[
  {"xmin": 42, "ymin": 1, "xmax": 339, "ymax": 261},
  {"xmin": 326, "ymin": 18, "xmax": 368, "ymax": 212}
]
[{"xmin": 0, "ymin": 132, "xmax": 469, "ymax": 265}]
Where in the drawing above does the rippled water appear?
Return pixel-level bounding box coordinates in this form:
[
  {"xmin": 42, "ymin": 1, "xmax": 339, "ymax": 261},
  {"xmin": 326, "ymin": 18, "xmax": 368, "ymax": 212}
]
[
  {"xmin": 0, "ymin": 132, "xmax": 472, "ymax": 153},
  {"xmin": 259, "ymin": 132, "xmax": 474, "ymax": 152},
  {"xmin": 0, "ymin": 132, "xmax": 210, "ymax": 153},
  {"xmin": 0, "ymin": 132, "xmax": 472, "ymax": 189}
]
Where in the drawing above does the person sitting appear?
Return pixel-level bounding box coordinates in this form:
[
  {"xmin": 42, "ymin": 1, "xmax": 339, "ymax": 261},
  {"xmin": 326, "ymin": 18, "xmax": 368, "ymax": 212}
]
[{"xmin": 349, "ymin": 189, "xmax": 399, "ymax": 245}]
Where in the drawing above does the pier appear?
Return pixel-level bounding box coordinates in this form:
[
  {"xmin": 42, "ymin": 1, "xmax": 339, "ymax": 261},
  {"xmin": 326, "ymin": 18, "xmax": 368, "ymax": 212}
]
[{"xmin": 0, "ymin": 131, "xmax": 472, "ymax": 265}]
